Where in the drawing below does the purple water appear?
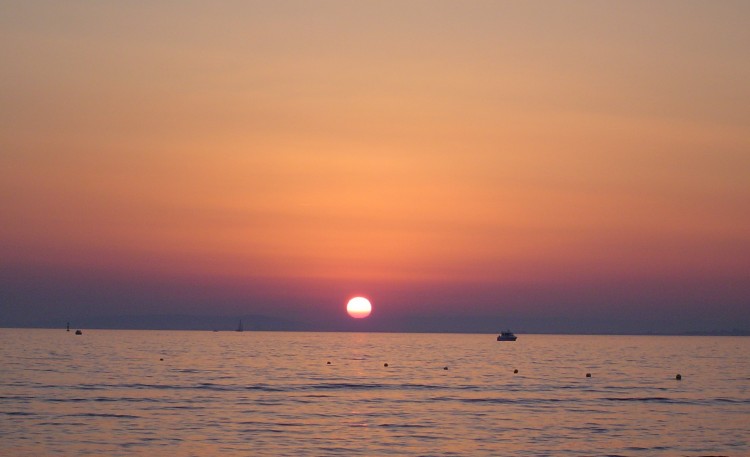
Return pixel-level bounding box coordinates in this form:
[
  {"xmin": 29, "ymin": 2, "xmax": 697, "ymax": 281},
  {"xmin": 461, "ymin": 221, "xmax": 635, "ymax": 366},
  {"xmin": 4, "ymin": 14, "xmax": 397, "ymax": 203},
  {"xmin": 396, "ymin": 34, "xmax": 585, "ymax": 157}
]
[{"xmin": 1, "ymin": 329, "xmax": 748, "ymax": 456}]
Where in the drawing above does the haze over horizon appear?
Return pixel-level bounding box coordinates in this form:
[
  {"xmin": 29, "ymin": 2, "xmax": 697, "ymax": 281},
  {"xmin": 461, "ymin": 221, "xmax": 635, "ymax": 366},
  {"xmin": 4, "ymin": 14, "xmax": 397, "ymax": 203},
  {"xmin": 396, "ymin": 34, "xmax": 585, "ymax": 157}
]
[{"xmin": 2, "ymin": 1, "xmax": 749, "ymax": 334}]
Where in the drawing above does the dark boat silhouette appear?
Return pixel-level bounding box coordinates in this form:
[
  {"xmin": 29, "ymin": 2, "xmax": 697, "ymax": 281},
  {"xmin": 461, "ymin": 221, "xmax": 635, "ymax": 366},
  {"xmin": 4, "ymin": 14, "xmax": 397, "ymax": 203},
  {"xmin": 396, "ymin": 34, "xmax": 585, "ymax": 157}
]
[{"xmin": 497, "ymin": 330, "xmax": 517, "ymax": 341}]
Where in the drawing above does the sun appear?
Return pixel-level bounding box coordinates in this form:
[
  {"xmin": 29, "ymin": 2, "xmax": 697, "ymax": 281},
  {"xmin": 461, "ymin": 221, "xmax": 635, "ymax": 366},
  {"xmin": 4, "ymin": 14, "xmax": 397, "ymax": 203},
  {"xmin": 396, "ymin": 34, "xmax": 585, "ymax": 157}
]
[{"xmin": 346, "ymin": 296, "xmax": 372, "ymax": 319}]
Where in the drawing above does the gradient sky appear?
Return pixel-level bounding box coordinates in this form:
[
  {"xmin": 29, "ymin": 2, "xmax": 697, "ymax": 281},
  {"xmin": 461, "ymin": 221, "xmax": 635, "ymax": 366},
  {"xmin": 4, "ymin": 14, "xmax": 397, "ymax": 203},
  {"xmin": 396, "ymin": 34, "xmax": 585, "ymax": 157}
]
[{"xmin": 2, "ymin": 1, "xmax": 749, "ymax": 333}]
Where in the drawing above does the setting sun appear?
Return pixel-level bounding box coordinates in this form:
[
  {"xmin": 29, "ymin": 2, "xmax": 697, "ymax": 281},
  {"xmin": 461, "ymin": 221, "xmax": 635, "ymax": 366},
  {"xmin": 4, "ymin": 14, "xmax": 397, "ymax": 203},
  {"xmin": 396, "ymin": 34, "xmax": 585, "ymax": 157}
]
[{"xmin": 346, "ymin": 297, "xmax": 372, "ymax": 319}]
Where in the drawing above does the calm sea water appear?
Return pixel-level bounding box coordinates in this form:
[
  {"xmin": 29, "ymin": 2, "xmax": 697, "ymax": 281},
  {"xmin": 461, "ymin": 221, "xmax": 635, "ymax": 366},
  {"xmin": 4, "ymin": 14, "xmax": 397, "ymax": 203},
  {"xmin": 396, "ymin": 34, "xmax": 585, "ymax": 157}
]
[{"xmin": 1, "ymin": 329, "xmax": 748, "ymax": 456}]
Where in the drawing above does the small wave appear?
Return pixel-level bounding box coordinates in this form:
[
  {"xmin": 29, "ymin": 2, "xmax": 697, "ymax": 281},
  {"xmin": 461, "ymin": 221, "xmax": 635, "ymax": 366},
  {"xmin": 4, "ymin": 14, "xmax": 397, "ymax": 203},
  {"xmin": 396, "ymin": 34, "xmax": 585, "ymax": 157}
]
[
  {"xmin": 296, "ymin": 382, "xmax": 447, "ymax": 391},
  {"xmin": 603, "ymin": 396, "xmax": 683, "ymax": 404},
  {"xmin": 37, "ymin": 421, "xmax": 87, "ymax": 427},
  {"xmin": 244, "ymin": 384, "xmax": 286, "ymax": 392},
  {"xmin": 604, "ymin": 396, "xmax": 748, "ymax": 406},
  {"xmin": 305, "ymin": 382, "xmax": 386, "ymax": 390},
  {"xmin": 163, "ymin": 405, "xmax": 206, "ymax": 410},
  {"xmin": 378, "ymin": 423, "xmax": 431, "ymax": 428},
  {"xmin": 76, "ymin": 384, "xmax": 107, "ymax": 391},
  {"xmin": 43, "ymin": 396, "xmax": 165, "ymax": 404},
  {"xmin": 68, "ymin": 413, "xmax": 140, "ymax": 419},
  {"xmin": 195, "ymin": 382, "xmax": 234, "ymax": 391},
  {"xmin": 457, "ymin": 397, "xmax": 517, "ymax": 404},
  {"xmin": 713, "ymin": 397, "xmax": 750, "ymax": 404},
  {"xmin": 38, "ymin": 381, "xmax": 461, "ymax": 394},
  {"xmin": 91, "ymin": 397, "xmax": 162, "ymax": 403},
  {"xmin": 0, "ymin": 395, "xmax": 37, "ymax": 401},
  {"xmin": 47, "ymin": 397, "xmax": 90, "ymax": 403},
  {"xmin": 458, "ymin": 397, "xmax": 569, "ymax": 405}
]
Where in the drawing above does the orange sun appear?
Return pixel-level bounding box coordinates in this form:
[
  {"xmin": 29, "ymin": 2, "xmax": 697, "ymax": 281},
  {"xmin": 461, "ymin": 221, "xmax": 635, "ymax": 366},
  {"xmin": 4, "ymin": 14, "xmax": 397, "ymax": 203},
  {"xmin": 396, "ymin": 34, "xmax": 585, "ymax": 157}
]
[{"xmin": 346, "ymin": 297, "xmax": 372, "ymax": 319}]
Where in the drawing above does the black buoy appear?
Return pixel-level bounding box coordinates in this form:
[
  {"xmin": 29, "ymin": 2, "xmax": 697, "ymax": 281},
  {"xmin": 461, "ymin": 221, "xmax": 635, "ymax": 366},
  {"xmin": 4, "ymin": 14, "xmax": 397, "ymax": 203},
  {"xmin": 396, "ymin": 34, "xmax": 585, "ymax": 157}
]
[
  {"xmin": 513, "ymin": 369, "xmax": 518, "ymax": 374},
  {"xmin": 443, "ymin": 366, "xmax": 448, "ymax": 370},
  {"xmin": 326, "ymin": 361, "xmax": 331, "ymax": 365},
  {"xmin": 586, "ymin": 373, "xmax": 592, "ymax": 378},
  {"xmin": 384, "ymin": 363, "xmax": 389, "ymax": 367},
  {"xmin": 160, "ymin": 358, "xmax": 164, "ymax": 361},
  {"xmin": 75, "ymin": 329, "xmax": 82, "ymax": 335},
  {"xmin": 676, "ymin": 374, "xmax": 682, "ymax": 380}
]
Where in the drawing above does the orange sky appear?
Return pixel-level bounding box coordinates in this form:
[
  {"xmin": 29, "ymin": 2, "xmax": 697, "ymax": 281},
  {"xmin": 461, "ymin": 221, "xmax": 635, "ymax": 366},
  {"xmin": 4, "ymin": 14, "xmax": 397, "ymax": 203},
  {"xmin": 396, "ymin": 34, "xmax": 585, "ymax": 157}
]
[{"xmin": 1, "ymin": 1, "xmax": 749, "ymax": 332}]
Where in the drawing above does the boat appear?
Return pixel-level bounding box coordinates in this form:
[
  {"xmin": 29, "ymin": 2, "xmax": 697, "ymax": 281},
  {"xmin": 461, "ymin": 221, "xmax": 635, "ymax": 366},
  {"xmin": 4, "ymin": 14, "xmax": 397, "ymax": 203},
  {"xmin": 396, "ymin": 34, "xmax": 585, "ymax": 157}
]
[{"xmin": 497, "ymin": 330, "xmax": 517, "ymax": 341}]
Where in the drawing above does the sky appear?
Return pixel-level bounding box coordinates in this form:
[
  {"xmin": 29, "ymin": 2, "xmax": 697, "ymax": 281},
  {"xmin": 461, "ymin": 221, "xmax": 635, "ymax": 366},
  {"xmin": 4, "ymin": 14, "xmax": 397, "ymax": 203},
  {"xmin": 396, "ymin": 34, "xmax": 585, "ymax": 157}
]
[{"xmin": 1, "ymin": 1, "xmax": 749, "ymax": 333}]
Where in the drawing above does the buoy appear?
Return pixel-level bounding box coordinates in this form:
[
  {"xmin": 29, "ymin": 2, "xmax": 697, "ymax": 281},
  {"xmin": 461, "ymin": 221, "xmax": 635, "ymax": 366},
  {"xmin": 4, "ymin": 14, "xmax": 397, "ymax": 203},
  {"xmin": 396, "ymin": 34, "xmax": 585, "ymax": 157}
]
[
  {"xmin": 160, "ymin": 358, "xmax": 164, "ymax": 361},
  {"xmin": 586, "ymin": 373, "xmax": 592, "ymax": 378},
  {"xmin": 75, "ymin": 330, "xmax": 82, "ymax": 335},
  {"xmin": 326, "ymin": 361, "xmax": 331, "ymax": 365},
  {"xmin": 443, "ymin": 366, "xmax": 448, "ymax": 370},
  {"xmin": 513, "ymin": 369, "xmax": 518, "ymax": 374},
  {"xmin": 384, "ymin": 363, "xmax": 389, "ymax": 367},
  {"xmin": 676, "ymin": 374, "xmax": 682, "ymax": 380}
]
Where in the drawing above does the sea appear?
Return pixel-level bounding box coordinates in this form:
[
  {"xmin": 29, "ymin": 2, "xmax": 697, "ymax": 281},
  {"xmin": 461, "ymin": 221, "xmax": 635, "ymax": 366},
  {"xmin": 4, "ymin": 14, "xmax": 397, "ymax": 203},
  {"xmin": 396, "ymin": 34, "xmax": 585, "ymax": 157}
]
[{"xmin": 1, "ymin": 329, "xmax": 748, "ymax": 456}]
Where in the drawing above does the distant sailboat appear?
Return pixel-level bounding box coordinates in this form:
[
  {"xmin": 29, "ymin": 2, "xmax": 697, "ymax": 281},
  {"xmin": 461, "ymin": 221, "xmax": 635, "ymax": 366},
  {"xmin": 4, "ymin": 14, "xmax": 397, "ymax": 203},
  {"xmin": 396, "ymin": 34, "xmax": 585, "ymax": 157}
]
[
  {"xmin": 66, "ymin": 322, "xmax": 70, "ymax": 332},
  {"xmin": 236, "ymin": 319, "xmax": 243, "ymax": 332}
]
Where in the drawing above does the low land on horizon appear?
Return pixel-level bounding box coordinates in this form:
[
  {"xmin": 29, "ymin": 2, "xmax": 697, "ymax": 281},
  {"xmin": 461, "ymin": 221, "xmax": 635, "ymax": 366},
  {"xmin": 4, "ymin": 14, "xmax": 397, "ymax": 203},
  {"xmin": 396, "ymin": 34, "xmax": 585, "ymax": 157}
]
[{"xmin": 4, "ymin": 314, "xmax": 748, "ymax": 336}]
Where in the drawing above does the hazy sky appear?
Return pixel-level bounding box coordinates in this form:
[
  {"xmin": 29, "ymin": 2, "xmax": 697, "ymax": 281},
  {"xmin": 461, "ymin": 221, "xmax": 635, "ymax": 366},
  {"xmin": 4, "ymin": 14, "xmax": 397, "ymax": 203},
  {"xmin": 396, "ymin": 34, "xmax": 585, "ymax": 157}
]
[{"xmin": 2, "ymin": 1, "xmax": 749, "ymax": 332}]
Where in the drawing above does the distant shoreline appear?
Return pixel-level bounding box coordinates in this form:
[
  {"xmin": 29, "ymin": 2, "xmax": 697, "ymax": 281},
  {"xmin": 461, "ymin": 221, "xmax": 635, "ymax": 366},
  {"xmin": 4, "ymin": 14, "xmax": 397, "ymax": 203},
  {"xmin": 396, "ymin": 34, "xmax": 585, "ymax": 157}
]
[{"xmin": 1, "ymin": 326, "xmax": 748, "ymax": 337}]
